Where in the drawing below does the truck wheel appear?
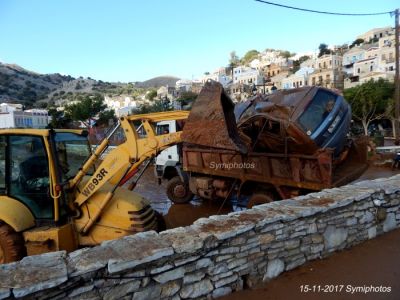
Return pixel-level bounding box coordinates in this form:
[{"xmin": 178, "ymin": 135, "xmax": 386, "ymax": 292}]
[
  {"xmin": 167, "ymin": 176, "xmax": 194, "ymax": 204},
  {"xmin": 247, "ymin": 192, "xmax": 274, "ymax": 208},
  {"xmin": 0, "ymin": 223, "xmax": 26, "ymax": 264}
]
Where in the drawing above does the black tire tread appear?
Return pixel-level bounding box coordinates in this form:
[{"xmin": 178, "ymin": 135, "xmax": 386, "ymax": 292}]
[{"xmin": 166, "ymin": 176, "xmax": 194, "ymax": 204}]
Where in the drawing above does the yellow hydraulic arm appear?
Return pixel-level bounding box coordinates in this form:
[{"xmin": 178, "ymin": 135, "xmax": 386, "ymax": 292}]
[{"xmin": 68, "ymin": 110, "xmax": 189, "ymax": 234}]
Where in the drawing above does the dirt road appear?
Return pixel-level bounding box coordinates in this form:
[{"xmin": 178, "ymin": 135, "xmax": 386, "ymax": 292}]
[{"xmin": 222, "ymin": 228, "xmax": 400, "ymax": 300}]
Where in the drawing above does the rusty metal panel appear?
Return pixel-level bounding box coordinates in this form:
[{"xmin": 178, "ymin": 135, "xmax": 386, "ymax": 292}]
[{"xmin": 181, "ymin": 81, "xmax": 248, "ymax": 154}]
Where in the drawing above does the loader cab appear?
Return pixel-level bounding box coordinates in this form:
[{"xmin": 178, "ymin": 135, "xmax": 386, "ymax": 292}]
[
  {"xmin": 0, "ymin": 132, "xmax": 55, "ymax": 222},
  {"xmin": 0, "ymin": 130, "xmax": 91, "ymax": 225}
]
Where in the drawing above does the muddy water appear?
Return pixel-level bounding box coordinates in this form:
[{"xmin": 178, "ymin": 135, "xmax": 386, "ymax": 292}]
[
  {"xmin": 133, "ymin": 165, "xmax": 400, "ymax": 230},
  {"xmin": 132, "ymin": 168, "xmax": 232, "ymax": 229}
]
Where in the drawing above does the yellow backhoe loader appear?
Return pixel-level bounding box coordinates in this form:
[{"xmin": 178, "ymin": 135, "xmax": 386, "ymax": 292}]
[{"xmin": 0, "ymin": 111, "xmax": 189, "ymax": 264}]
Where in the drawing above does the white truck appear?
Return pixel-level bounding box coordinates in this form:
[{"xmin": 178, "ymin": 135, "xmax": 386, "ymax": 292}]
[{"xmin": 154, "ymin": 120, "xmax": 193, "ymax": 203}]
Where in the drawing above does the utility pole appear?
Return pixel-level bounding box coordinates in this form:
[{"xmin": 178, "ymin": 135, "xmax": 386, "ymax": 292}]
[{"xmin": 395, "ymin": 8, "xmax": 400, "ymax": 141}]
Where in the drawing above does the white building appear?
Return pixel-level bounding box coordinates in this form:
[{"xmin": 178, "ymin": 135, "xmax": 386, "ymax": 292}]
[
  {"xmin": 282, "ymin": 67, "xmax": 314, "ymax": 89},
  {"xmin": 0, "ymin": 104, "xmax": 49, "ymax": 128},
  {"xmin": 232, "ymin": 66, "xmax": 264, "ymax": 85},
  {"xmin": 104, "ymin": 95, "xmax": 138, "ymax": 117},
  {"xmin": 175, "ymin": 79, "xmax": 192, "ymax": 92},
  {"xmin": 200, "ymin": 69, "xmax": 231, "ymax": 87}
]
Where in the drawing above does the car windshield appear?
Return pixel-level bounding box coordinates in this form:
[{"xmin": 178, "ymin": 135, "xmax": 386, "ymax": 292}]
[
  {"xmin": 298, "ymin": 90, "xmax": 337, "ymax": 135},
  {"xmin": 54, "ymin": 132, "xmax": 92, "ymax": 179}
]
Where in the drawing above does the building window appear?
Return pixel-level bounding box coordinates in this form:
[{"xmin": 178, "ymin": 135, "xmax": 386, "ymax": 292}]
[{"xmin": 357, "ymin": 68, "xmax": 360, "ymax": 74}]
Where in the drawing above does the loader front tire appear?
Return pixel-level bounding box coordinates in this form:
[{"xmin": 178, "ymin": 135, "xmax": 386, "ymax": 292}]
[
  {"xmin": 166, "ymin": 176, "xmax": 194, "ymax": 204},
  {"xmin": 0, "ymin": 222, "xmax": 26, "ymax": 264}
]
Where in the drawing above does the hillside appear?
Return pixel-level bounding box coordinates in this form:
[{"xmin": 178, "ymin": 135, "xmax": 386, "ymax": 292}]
[
  {"xmin": 0, "ymin": 62, "xmax": 74, "ymax": 105},
  {"xmin": 134, "ymin": 76, "xmax": 180, "ymax": 88},
  {"xmin": 0, "ymin": 62, "xmax": 180, "ymax": 107}
]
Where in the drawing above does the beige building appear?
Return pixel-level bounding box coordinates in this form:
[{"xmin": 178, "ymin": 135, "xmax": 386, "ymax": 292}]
[
  {"xmin": 316, "ymin": 54, "xmax": 342, "ymax": 70},
  {"xmin": 309, "ymin": 69, "xmax": 344, "ymax": 90},
  {"xmin": 269, "ymin": 72, "xmax": 290, "ymax": 90},
  {"xmin": 353, "ymin": 57, "xmax": 379, "ymax": 77},
  {"xmin": 359, "ymin": 71, "xmax": 395, "ymax": 84},
  {"xmin": 300, "ymin": 58, "xmax": 317, "ymax": 69},
  {"xmin": 306, "ymin": 54, "xmax": 344, "ymax": 90},
  {"xmin": 264, "ymin": 63, "xmax": 290, "ymax": 78},
  {"xmin": 356, "ymin": 27, "xmax": 393, "ymax": 43}
]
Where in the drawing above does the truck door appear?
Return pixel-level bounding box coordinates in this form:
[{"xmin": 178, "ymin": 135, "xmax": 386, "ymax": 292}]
[{"xmin": 155, "ymin": 121, "xmax": 180, "ymax": 166}]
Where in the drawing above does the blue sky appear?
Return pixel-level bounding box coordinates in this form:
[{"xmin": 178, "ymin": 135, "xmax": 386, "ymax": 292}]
[{"xmin": 0, "ymin": 0, "xmax": 398, "ymax": 82}]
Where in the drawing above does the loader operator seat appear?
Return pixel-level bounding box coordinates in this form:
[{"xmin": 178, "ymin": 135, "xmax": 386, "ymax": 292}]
[{"xmin": 19, "ymin": 156, "xmax": 49, "ymax": 193}]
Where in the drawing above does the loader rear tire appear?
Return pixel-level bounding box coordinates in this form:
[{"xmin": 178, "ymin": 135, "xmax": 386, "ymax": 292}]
[
  {"xmin": 0, "ymin": 222, "xmax": 26, "ymax": 264},
  {"xmin": 167, "ymin": 176, "xmax": 194, "ymax": 204}
]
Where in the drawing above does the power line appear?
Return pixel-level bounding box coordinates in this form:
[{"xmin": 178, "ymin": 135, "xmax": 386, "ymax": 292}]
[{"xmin": 254, "ymin": 0, "xmax": 394, "ymax": 16}]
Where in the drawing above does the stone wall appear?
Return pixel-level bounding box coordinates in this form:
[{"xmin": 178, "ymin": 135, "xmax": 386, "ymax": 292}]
[{"xmin": 1, "ymin": 175, "xmax": 400, "ymax": 300}]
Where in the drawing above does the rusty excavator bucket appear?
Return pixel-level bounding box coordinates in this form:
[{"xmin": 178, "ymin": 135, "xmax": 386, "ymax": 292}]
[{"xmin": 181, "ymin": 80, "xmax": 248, "ymax": 154}]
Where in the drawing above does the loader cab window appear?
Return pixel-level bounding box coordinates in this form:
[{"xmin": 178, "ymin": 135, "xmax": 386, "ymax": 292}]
[
  {"xmin": 54, "ymin": 132, "xmax": 93, "ymax": 180},
  {"xmin": 8, "ymin": 135, "xmax": 53, "ymax": 219}
]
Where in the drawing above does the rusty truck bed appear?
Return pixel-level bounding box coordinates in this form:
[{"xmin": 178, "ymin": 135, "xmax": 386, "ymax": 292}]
[{"xmin": 183, "ymin": 142, "xmax": 368, "ymax": 192}]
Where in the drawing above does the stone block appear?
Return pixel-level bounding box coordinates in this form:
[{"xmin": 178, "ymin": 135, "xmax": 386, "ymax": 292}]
[
  {"xmin": 161, "ymin": 280, "xmax": 181, "ymax": 298},
  {"xmin": 383, "ymin": 213, "xmax": 397, "ymax": 232},
  {"xmin": 368, "ymin": 226, "xmax": 377, "ymax": 239},
  {"xmin": 179, "ymin": 279, "xmax": 213, "ymax": 299},
  {"xmin": 106, "ymin": 232, "xmax": 174, "ymax": 274},
  {"xmin": 132, "ymin": 285, "xmax": 161, "ymax": 300},
  {"xmin": 323, "ymin": 226, "xmax": 348, "ymax": 250},
  {"xmin": 153, "ymin": 267, "xmax": 185, "ymax": 284},
  {"xmin": 103, "ymin": 281, "xmax": 140, "ymax": 300},
  {"xmin": 0, "ymin": 251, "xmax": 68, "ymax": 298},
  {"xmin": 212, "ymin": 287, "xmax": 232, "ymax": 298},
  {"xmin": 196, "ymin": 258, "xmax": 212, "ymax": 270},
  {"xmin": 183, "ymin": 271, "xmax": 205, "ymax": 284},
  {"xmin": 263, "ymin": 259, "xmax": 284, "ymax": 281},
  {"xmin": 214, "ymin": 274, "xmax": 238, "ymax": 289}
]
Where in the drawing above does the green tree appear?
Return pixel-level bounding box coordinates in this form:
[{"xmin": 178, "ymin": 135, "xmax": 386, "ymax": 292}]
[
  {"xmin": 349, "ymin": 38, "xmax": 364, "ymax": 48},
  {"xmin": 279, "ymin": 50, "xmax": 294, "ymax": 59},
  {"xmin": 47, "ymin": 107, "xmax": 71, "ymax": 128},
  {"xmin": 132, "ymin": 99, "xmax": 171, "ymax": 114},
  {"xmin": 229, "ymin": 51, "xmax": 240, "ymax": 68},
  {"xmin": 97, "ymin": 109, "xmax": 116, "ymax": 127},
  {"xmin": 177, "ymin": 91, "xmax": 197, "ymax": 102},
  {"xmin": 344, "ymin": 79, "xmax": 394, "ymax": 136},
  {"xmin": 64, "ymin": 94, "xmax": 107, "ymax": 129},
  {"xmin": 292, "ymin": 55, "xmax": 311, "ymax": 73},
  {"xmin": 176, "ymin": 91, "xmax": 198, "ymax": 109},
  {"xmin": 318, "ymin": 43, "xmax": 331, "ymax": 57},
  {"xmin": 241, "ymin": 50, "xmax": 259, "ymax": 65},
  {"xmin": 145, "ymin": 89, "xmax": 157, "ymax": 101}
]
